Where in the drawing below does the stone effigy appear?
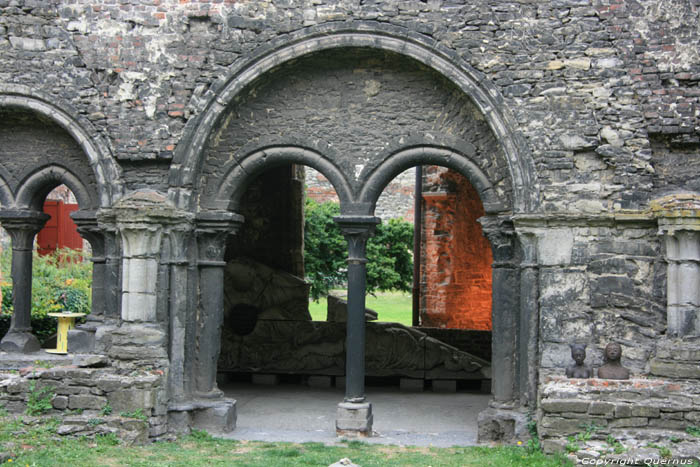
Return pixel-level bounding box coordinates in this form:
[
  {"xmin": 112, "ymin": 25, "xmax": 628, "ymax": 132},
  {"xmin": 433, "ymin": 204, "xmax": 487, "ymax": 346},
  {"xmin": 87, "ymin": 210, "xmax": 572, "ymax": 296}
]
[
  {"xmin": 218, "ymin": 258, "xmax": 489, "ymax": 379},
  {"xmin": 596, "ymin": 342, "xmax": 630, "ymax": 380},
  {"xmin": 565, "ymin": 344, "xmax": 592, "ymax": 379}
]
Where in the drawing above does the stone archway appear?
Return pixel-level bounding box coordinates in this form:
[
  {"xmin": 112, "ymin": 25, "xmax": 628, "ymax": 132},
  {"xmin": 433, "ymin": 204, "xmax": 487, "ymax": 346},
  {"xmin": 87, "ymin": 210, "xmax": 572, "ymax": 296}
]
[
  {"xmin": 0, "ymin": 94, "xmax": 123, "ymax": 353},
  {"xmin": 172, "ymin": 23, "xmax": 539, "ymax": 438}
]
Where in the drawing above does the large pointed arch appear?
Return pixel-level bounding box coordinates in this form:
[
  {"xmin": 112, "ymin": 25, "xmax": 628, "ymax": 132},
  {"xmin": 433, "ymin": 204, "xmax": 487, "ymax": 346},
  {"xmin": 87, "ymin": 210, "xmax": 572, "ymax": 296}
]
[{"xmin": 169, "ymin": 21, "xmax": 539, "ymax": 214}]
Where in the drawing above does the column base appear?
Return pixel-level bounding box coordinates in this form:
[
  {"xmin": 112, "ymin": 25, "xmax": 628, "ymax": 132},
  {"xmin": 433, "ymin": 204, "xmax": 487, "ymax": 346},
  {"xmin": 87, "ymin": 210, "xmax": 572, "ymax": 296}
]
[
  {"xmin": 336, "ymin": 401, "xmax": 373, "ymax": 437},
  {"xmin": 168, "ymin": 398, "xmax": 237, "ymax": 434},
  {"xmin": 477, "ymin": 406, "xmax": 529, "ymax": 443},
  {"xmin": 0, "ymin": 330, "xmax": 41, "ymax": 353}
]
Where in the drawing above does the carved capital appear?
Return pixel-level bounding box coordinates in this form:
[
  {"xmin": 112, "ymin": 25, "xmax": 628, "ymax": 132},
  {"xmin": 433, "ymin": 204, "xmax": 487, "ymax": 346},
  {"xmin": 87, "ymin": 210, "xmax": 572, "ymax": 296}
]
[
  {"xmin": 195, "ymin": 211, "xmax": 244, "ymax": 266},
  {"xmin": 0, "ymin": 210, "xmax": 50, "ymax": 251},
  {"xmin": 479, "ymin": 215, "xmax": 516, "ymax": 266},
  {"xmin": 71, "ymin": 211, "xmax": 106, "ymax": 260},
  {"xmin": 334, "ymin": 216, "xmax": 380, "ymax": 263}
]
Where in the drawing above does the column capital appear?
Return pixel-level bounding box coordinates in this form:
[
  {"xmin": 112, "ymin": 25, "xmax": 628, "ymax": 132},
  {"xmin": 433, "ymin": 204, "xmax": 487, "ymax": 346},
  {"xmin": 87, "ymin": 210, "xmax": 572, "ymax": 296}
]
[
  {"xmin": 652, "ymin": 193, "xmax": 700, "ymax": 235},
  {"xmin": 334, "ymin": 216, "xmax": 380, "ymax": 264},
  {"xmin": 195, "ymin": 211, "xmax": 244, "ymax": 266},
  {"xmin": 478, "ymin": 215, "xmax": 516, "ymax": 267},
  {"xmin": 0, "ymin": 210, "xmax": 50, "ymax": 250}
]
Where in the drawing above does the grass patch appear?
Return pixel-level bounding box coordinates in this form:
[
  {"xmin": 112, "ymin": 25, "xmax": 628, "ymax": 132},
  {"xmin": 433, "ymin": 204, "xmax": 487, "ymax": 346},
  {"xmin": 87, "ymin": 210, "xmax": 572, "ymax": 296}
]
[
  {"xmin": 0, "ymin": 413, "xmax": 572, "ymax": 466},
  {"xmin": 309, "ymin": 290, "xmax": 413, "ymax": 326}
]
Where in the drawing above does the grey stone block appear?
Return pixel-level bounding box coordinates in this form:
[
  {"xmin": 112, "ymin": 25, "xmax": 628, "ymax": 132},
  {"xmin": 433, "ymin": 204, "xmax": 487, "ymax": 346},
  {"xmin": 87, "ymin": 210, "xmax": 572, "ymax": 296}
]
[
  {"xmin": 67, "ymin": 330, "xmax": 96, "ymax": 354},
  {"xmin": 252, "ymin": 374, "xmax": 279, "ymax": 385},
  {"xmin": 307, "ymin": 375, "xmax": 332, "ymax": 388},
  {"xmin": 69, "ymin": 394, "xmax": 107, "ymax": 410},
  {"xmin": 400, "ymin": 378, "xmax": 424, "ymax": 392},
  {"xmin": 108, "ymin": 389, "xmax": 155, "ymax": 413},
  {"xmin": 432, "ymin": 380, "xmax": 456, "ymax": 393},
  {"xmin": 336, "ymin": 401, "xmax": 373, "ymax": 435},
  {"xmin": 541, "ymin": 399, "xmax": 590, "ymax": 413},
  {"xmin": 192, "ymin": 400, "xmax": 236, "ymax": 434},
  {"xmin": 52, "ymin": 395, "xmax": 69, "ymax": 409}
]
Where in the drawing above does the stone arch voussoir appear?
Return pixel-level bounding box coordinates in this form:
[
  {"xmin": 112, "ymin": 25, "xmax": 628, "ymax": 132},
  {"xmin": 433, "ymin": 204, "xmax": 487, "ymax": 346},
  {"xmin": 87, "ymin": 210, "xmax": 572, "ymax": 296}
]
[
  {"xmin": 359, "ymin": 142, "xmax": 507, "ymax": 216},
  {"xmin": 205, "ymin": 143, "xmax": 354, "ymax": 212},
  {"xmin": 169, "ymin": 21, "xmax": 539, "ymax": 214},
  {"xmin": 15, "ymin": 164, "xmax": 97, "ymax": 211},
  {"xmin": 0, "ymin": 84, "xmax": 123, "ymax": 208}
]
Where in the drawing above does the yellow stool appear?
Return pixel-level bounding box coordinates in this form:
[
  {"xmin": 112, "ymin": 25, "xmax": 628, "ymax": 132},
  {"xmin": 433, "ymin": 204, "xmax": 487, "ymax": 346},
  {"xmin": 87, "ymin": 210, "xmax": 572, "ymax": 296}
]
[{"xmin": 46, "ymin": 312, "xmax": 85, "ymax": 354}]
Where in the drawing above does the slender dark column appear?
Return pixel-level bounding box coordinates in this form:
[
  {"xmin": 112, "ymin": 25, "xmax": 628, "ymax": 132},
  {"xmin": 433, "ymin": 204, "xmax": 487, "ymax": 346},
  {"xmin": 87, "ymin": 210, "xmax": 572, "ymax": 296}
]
[
  {"xmin": 194, "ymin": 213, "xmax": 243, "ymax": 398},
  {"xmin": 334, "ymin": 215, "xmax": 379, "ymax": 436},
  {"xmin": 72, "ymin": 212, "xmax": 106, "ymax": 322},
  {"xmin": 480, "ymin": 216, "xmax": 519, "ymax": 404},
  {"xmin": 167, "ymin": 227, "xmax": 192, "ymax": 402},
  {"xmin": 0, "ymin": 211, "xmax": 49, "ymax": 353}
]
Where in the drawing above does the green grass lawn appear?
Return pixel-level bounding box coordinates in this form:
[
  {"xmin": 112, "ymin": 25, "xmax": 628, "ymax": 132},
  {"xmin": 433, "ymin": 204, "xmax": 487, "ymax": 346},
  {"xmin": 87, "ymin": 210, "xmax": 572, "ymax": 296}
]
[
  {"xmin": 309, "ymin": 290, "xmax": 413, "ymax": 325},
  {"xmin": 0, "ymin": 415, "xmax": 573, "ymax": 466}
]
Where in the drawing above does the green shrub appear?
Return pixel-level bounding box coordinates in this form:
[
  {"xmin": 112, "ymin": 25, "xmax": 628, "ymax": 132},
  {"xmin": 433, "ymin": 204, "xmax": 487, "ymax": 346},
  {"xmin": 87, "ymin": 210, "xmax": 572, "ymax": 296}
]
[
  {"xmin": 26, "ymin": 381, "xmax": 55, "ymax": 416},
  {"xmin": 304, "ymin": 199, "xmax": 414, "ymax": 300},
  {"xmin": 0, "ymin": 247, "xmax": 92, "ymax": 343}
]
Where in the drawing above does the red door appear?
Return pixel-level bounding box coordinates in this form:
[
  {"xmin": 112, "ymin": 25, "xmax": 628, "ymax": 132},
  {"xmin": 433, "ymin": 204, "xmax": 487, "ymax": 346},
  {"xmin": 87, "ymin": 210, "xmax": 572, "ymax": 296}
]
[{"xmin": 37, "ymin": 201, "xmax": 82, "ymax": 255}]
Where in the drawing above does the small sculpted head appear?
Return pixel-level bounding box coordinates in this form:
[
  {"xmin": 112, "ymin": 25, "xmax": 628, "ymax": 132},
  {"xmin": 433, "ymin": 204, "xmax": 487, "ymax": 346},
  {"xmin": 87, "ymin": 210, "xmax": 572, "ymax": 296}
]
[
  {"xmin": 570, "ymin": 344, "xmax": 587, "ymax": 365},
  {"xmin": 604, "ymin": 342, "xmax": 622, "ymax": 363}
]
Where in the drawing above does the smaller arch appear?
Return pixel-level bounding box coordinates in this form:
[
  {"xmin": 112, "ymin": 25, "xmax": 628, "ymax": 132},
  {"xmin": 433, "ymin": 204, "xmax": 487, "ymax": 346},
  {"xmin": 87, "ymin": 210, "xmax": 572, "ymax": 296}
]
[
  {"xmin": 15, "ymin": 165, "xmax": 96, "ymax": 212},
  {"xmin": 360, "ymin": 146, "xmax": 506, "ymax": 215},
  {"xmin": 0, "ymin": 167, "xmax": 15, "ymax": 208},
  {"xmin": 206, "ymin": 145, "xmax": 354, "ymax": 212},
  {"xmin": 0, "ymin": 85, "xmax": 123, "ymax": 207}
]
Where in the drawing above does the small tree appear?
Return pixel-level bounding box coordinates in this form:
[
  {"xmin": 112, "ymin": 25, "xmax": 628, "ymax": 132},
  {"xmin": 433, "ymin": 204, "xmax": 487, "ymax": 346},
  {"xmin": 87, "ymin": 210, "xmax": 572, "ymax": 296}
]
[{"xmin": 304, "ymin": 199, "xmax": 413, "ymax": 300}]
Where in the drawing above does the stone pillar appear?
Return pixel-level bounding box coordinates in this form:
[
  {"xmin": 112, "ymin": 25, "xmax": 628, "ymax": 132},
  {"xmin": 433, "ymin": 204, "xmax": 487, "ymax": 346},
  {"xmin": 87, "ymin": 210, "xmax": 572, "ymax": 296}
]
[
  {"xmin": 118, "ymin": 222, "xmax": 163, "ymax": 322},
  {"xmin": 334, "ymin": 215, "xmax": 379, "ymax": 437},
  {"xmin": 0, "ymin": 211, "xmax": 49, "ymax": 353},
  {"xmin": 480, "ymin": 216, "xmax": 518, "ymax": 404},
  {"xmin": 166, "ymin": 226, "xmax": 193, "ymax": 402},
  {"xmin": 652, "ymin": 194, "xmax": 700, "ymax": 337},
  {"xmin": 72, "ymin": 212, "xmax": 106, "ymax": 323},
  {"xmin": 517, "ymin": 231, "xmax": 539, "ymax": 407},
  {"xmin": 194, "ymin": 212, "xmax": 243, "ymax": 398}
]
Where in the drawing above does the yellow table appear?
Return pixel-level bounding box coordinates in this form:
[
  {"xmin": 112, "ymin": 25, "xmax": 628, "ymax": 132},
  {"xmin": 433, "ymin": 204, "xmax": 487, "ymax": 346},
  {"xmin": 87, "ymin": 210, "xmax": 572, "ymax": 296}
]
[{"xmin": 46, "ymin": 312, "xmax": 86, "ymax": 354}]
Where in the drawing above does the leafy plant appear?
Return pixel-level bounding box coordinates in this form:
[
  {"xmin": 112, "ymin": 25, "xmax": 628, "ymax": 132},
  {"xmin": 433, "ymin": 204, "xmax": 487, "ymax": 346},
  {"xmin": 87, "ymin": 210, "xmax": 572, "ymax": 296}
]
[
  {"xmin": 606, "ymin": 434, "xmax": 625, "ymax": 453},
  {"xmin": 25, "ymin": 381, "xmax": 55, "ymax": 416},
  {"xmin": 304, "ymin": 199, "xmax": 414, "ymax": 300},
  {"xmin": 687, "ymin": 425, "xmax": 700, "ymax": 437},
  {"xmin": 526, "ymin": 415, "xmax": 541, "ymax": 453},
  {"xmin": 119, "ymin": 409, "xmax": 147, "ymax": 421},
  {"xmin": 101, "ymin": 403, "xmax": 113, "ymax": 416},
  {"xmin": 87, "ymin": 418, "xmax": 103, "ymax": 427},
  {"xmin": 188, "ymin": 429, "xmax": 214, "ymax": 441},
  {"xmin": 0, "ymin": 404, "xmax": 8, "ymax": 417}
]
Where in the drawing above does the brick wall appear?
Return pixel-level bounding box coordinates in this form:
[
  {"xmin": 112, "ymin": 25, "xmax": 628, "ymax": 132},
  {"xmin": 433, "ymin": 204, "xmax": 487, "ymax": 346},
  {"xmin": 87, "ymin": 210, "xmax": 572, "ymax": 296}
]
[{"xmin": 420, "ymin": 168, "xmax": 493, "ymax": 330}]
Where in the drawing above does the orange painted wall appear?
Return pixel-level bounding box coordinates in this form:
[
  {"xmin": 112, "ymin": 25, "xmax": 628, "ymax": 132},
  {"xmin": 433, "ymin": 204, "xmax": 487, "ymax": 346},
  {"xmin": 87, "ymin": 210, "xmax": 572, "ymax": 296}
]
[{"xmin": 420, "ymin": 169, "xmax": 493, "ymax": 330}]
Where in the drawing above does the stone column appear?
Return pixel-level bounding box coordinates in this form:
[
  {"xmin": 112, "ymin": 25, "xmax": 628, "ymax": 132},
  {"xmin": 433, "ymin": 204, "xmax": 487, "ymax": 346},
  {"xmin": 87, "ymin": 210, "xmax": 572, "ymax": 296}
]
[
  {"xmin": 480, "ymin": 216, "xmax": 518, "ymax": 404},
  {"xmin": 118, "ymin": 221, "xmax": 163, "ymax": 322},
  {"xmin": 194, "ymin": 212, "xmax": 243, "ymax": 398},
  {"xmin": 0, "ymin": 211, "xmax": 49, "ymax": 353},
  {"xmin": 166, "ymin": 226, "xmax": 193, "ymax": 402},
  {"xmin": 517, "ymin": 231, "xmax": 539, "ymax": 408},
  {"xmin": 334, "ymin": 215, "xmax": 379, "ymax": 437},
  {"xmin": 72, "ymin": 212, "xmax": 106, "ymax": 323},
  {"xmin": 652, "ymin": 194, "xmax": 700, "ymax": 337}
]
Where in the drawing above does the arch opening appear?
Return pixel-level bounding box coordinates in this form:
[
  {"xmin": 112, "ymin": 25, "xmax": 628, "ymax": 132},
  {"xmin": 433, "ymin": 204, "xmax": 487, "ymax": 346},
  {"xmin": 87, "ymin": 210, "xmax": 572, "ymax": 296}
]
[{"xmin": 0, "ymin": 107, "xmax": 106, "ymax": 354}]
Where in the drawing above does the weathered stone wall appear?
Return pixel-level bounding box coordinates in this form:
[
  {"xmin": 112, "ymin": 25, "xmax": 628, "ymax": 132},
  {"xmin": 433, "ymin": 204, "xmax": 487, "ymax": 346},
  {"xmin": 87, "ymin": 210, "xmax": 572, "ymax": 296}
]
[
  {"xmin": 0, "ymin": 360, "xmax": 167, "ymax": 444},
  {"xmin": 539, "ymin": 375, "xmax": 700, "ymax": 463},
  {"xmin": 2, "ymin": 0, "xmax": 700, "ymax": 442},
  {"xmin": 0, "ymin": 108, "xmax": 99, "ymax": 208},
  {"xmin": 534, "ymin": 220, "xmax": 665, "ymax": 376},
  {"xmin": 1, "ymin": 1, "xmax": 698, "ymax": 204}
]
